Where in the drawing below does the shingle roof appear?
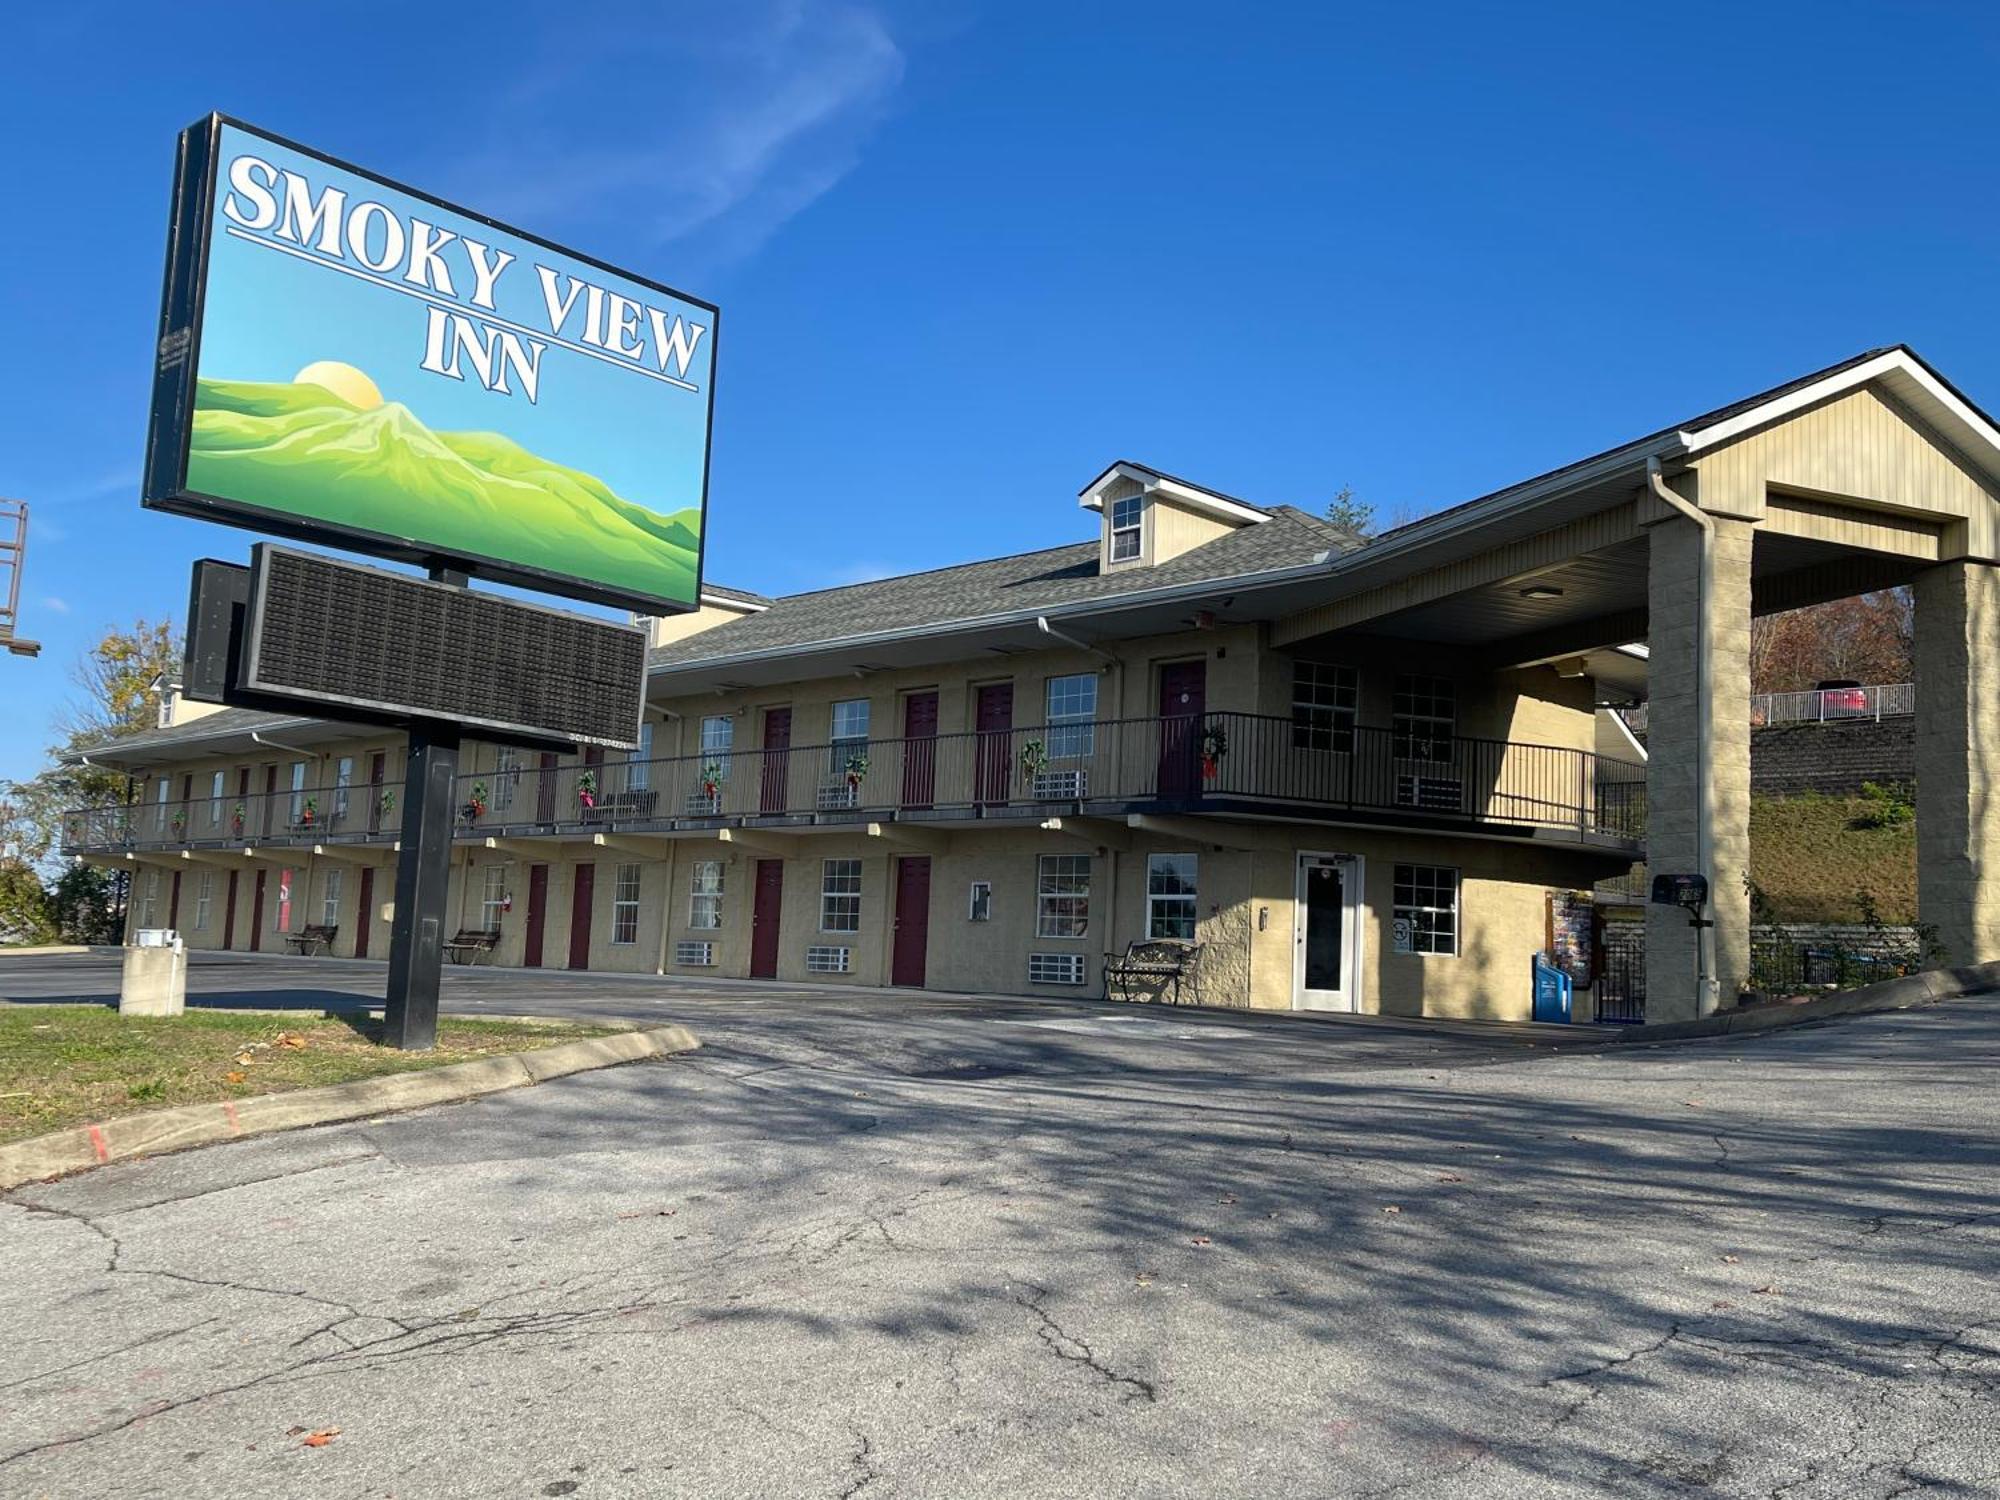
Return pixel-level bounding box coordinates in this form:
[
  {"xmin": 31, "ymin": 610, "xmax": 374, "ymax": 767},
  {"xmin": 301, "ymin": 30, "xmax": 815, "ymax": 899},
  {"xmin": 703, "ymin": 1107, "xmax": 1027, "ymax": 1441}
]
[
  {"xmin": 649, "ymin": 505, "xmax": 1361, "ymax": 670},
  {"xmin": 699, "ymin": 582, "xmax": 774, "ymax": 608},
  {"xmin": 65, "ymin": 705, "xmax": 311, "ymax": 762}
]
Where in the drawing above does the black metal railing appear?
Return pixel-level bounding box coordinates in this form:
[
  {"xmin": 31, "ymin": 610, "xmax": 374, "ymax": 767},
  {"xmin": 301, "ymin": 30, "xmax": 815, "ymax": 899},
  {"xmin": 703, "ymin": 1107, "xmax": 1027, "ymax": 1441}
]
[{"xmin": 61, "ymin": 713, "xmax": 1648, "ymax": 854}]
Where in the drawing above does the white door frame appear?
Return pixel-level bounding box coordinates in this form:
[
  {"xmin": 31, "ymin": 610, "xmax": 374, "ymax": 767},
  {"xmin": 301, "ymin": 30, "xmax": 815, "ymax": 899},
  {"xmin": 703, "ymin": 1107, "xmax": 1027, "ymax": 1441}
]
[{"xmin": 1293, "ymin": 850, "xmax": 1365, "ymax": 1012}]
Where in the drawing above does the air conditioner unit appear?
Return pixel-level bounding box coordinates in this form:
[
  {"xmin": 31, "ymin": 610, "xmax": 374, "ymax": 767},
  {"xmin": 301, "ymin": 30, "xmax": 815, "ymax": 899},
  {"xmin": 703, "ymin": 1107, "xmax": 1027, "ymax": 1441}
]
[
  {"xmin": 1396, "ymin": 774, "xmax": 1464, "ymax": 812},
  {"xmin": 684, "ymin": 790, "xmax": 722, "ymax": 816},
  {"xmin": 1028, "ymin": 952, "xmax": 1087, "ymax": 985},
  {"xmin": 817, "ymin": 781, "xmax": 861, "ymax": 811},
  {"xmin": 1032, "ymin": 768, "xmax": 1088, "ymax": 801}
]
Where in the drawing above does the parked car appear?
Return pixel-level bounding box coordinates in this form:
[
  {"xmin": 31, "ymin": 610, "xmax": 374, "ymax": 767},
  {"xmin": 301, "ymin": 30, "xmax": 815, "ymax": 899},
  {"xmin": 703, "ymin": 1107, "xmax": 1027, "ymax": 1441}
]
[{"xmin": 1815, "ymin": 679, "xmax": 1870, "ymax": 717}]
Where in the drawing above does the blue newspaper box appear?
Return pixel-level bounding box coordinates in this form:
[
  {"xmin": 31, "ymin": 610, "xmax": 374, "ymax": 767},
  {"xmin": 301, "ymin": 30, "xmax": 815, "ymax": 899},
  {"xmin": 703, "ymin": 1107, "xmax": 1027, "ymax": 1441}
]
[{"xmin": 1532, "ymin": 953, "xmax": 1573, "ymax": 1024}]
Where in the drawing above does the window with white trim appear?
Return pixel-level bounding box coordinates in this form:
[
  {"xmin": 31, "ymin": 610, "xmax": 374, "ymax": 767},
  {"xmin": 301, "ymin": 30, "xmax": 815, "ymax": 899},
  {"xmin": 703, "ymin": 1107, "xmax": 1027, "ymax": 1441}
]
[
  {"xmin": 820, "ymin": 859, "xmax": 862, "ymax": 933},
  {"xmin": 689, "ymin": 860, "xmax": 723, "ymax": 930},
  {"xmin": 154, "ymin": 777, "xmax": 170, "ymax": 832},
  {"xmin": 492, "ymin": 747, "xmax": 519, "ymax": 810},
  {"xmin": 700, "ymin": 715, "xmax": 734, "ymax": 779},
  {"xmin": 333, "ymin": 757, "xmax": 354, "ymax": 819},
  {"xmin": 289, "ymin": 760, "xmax": 309, "ymax": 821},
  {"xmin": 626, "ymin": 723, "xmax": 653, "ymax": 792},
  {"xmin": 1393, "ymin": 864, "xmax": 1459, "ymax": 955},
  {"xmin": 1109, "ymin": 495, "xmax": 1143, "ymax": 562},
  {"xmin": 829, "ymin": 699, "xmax": 870, "ymax": 776},
  {"xmin": 1035, "ymin": 854, "xmax": 1091, "ymax": 939},
  {"xmin": 1146, "ymin": 853, "xmax": 1199, "ymax": 940},
  {"xmin": 611, "ymin": 863, "xmax": 641, "ymax": 945},
  {"xmin": 1393, "ymin": 675, "xmax": 1456, "ymax": 763},
  {"xmin": 208, "ymin": 770, "xmax": 226, "ymax": 828},
  {"xmin": 321, "ymin": 867, "xmax": 343, "ymax": 929},
  {"xmin": 193, "ymin": 872, "xmax": 214, "ymax": 931},
  {"xmin": 1044, "ymin": 674, "xmax": 1098, "ymax": 758},
  {"xmin": 1292, "ymin": 661, "xmax": 1358, "ymax": 753},
  {"xmin": 138, "ymin": 869, "xmax": 161, "ymax": 927},
  {"xmin": 480, "ymin": 864, "xmax": 508, "ymax": 932}
]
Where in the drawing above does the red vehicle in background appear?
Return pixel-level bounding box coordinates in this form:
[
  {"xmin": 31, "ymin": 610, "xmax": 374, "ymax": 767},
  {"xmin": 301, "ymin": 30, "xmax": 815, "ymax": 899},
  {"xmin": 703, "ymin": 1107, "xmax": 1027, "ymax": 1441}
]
[{"xmin": 1815, "ymin": 679, "xmax": 1869, "ymax": 717}]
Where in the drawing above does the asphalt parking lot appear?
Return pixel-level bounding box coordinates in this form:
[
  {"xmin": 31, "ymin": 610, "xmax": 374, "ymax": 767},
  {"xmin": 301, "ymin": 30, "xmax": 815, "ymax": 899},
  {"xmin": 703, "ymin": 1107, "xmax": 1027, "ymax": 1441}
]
[{"xmin": 3, "ymin": 953, "xmax": 1997, "ymax": 1497}]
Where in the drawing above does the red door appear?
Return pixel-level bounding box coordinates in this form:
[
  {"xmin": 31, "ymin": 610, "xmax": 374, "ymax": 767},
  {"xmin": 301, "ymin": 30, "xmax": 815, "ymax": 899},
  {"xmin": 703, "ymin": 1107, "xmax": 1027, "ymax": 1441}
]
[
  {"xmin": 249, "ymin": 870, "xmax": 267, "ymax": 952},
  {"xmin": 974, "ymin": 683, "xmax": 1014, "ymax": 807},
  {"xmin": 366, "ymin": 752, "xmax": 387, "ymax": 833},
  {"xmin": 759, "ymin": 708, "xmax": 793, "ymax": 815},
  {"xmin": 1158, "ymin": 661, "xmax": 1208, "ymax": 801},
  {"xmin": 354, "ymin": 867, "xmax": 374, "ymax": 959},
  {"xmin": 750, "ymin": 859, "xmax": 784, "ymax": 978},
  {"xmin": 535, "ymin": 752, "xmax": 559, "ymax": 822},
  {"xmin": 892, "ymin": 856, "xmax": 932, "ymax": 987},
  {"xmin": 223, "ymin": 870, "xmax": 239, "ymax": 949},
  {"xmin": 568, "ymin": 864, "xmax": 595, "ymax": 970},
  {"xmin": 523, "ymin": 864, "xmax": 550, "ymax": 968},
  {"xmin": 901, "ymin": 692, "xmax": 938, "ymax": 809},
  {"xmin": 168, "ymin": 871, "xmax": 182, "ymax": 930}
]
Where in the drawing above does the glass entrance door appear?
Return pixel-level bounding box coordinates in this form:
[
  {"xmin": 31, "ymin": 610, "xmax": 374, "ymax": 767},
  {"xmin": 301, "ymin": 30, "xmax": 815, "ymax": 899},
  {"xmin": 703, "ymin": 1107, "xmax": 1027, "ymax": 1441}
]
[{"xmin": 1294, "ymin": 852, "xmax": 1360, "ymax": 1011}]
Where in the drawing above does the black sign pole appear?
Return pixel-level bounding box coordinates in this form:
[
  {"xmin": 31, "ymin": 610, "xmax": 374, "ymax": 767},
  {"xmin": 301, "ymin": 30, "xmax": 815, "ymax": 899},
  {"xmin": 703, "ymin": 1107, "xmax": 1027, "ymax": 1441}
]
[{"xmin": 383, "ymin": 719, "xmax": 460, "ymax": 1049}]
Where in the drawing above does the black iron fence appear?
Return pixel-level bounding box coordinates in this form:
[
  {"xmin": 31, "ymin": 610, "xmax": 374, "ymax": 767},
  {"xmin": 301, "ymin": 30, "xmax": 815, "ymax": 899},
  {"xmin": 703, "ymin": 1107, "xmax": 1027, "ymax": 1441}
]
[{"xmin": 63, "ymin": 712, "xmax": 1648, "ymax": 854}]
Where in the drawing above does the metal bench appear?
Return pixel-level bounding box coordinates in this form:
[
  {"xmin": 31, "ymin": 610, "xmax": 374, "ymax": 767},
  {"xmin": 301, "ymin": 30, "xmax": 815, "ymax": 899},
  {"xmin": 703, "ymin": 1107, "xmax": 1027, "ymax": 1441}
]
[
  {"xmin": 443, "ymin": 927, "xmax": 502, "ymax": 964},
  {"xmin": 1103, "ymin": 938, "xmax": 1205, "ymax": 1005},
  {"xmin": 285, "ymin": 923, "xmax": 338, "ymax": 956}
]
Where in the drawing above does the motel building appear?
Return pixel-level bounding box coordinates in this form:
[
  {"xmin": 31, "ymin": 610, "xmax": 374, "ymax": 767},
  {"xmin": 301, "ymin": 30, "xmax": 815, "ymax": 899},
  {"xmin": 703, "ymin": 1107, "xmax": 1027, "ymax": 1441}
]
[{"xmin": 60, "ymin": 347, "xmax": 2000, "ymax": 1025}]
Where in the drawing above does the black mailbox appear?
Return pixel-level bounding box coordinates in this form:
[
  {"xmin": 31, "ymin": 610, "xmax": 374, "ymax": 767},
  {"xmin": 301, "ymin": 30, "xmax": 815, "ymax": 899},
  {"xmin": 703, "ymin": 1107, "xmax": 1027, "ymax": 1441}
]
[{"xmin": 1651, "ymin": 873, "xmax": 1709, "ymax": 910}]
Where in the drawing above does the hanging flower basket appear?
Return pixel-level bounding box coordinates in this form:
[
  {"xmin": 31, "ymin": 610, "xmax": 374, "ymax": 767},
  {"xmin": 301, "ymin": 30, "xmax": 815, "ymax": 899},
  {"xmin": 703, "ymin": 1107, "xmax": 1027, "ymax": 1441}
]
[
  {"xmin": 843, "ymin": 754, "xmax": 870, "ymax": 789},
  {"xmin": 170, "ymin": 809, "xmax": 187, "ymax": 836},
  {"xmin": 464, "ymin": 782, "xmax": 489, "ymax": 819},
  {"xmin": 1199, "ymin": 722, "xmax": 1229, "ymax": 781},
  {"xmin": 230, "ymin": 803, "xmax": 245, "ymax": 834},
  {"xmin": 577, "ymin": 770, "xmax": 597, "ymax": 809},
  {"xmin": 301, "ymin": 798, "xmax": 318, "ymax": 826},
  {"xmin": 699, "ymin": 761, "xmax": 723, "ymax": 798},
  {"xmin": 378, "ymin": 790, "xmax": 395, "ymax": 818},
  {"xmin": 1018, "ymin": 738, "xmax": 1048, "ymax": 785}
]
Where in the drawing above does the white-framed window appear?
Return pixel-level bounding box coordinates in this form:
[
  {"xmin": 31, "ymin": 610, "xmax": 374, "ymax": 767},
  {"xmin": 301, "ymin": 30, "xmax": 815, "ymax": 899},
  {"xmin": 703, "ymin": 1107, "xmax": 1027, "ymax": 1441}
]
[
  {"xmin": 289, "ymin": 761, "xmax": 309, "ymax": 821},
  {"xmin": 193, "ymin": 872, "xmax": 214, "ymax": 931},
  {"xmin": 480, "ymin": 863, "xmax": 508, "ymax": 932},
  {"xmin": 1393, "ymin": 864, "xmax": 1459, "ymax": 955},
  {"xmin": 820, "ymin": 858, "xmax": 862, "ymax": 933},
  {"xmin": 1035, "ymin": 854, "xmax": 1091, "ymax": 939},
  {"xmin": 208, "ymin": 770, "xmax": 226, "ymax": 828},
  {"xmin": 332, "ymin": 757, "xmax": 354, "ymax": 819},
  {"xmin": 1110, "ymin": 494, "xmax": 1143, "ymax": 562},
  {"xmin": 968, "ymin": 881, "xmax": 992, "ymax": 922},
  {"xmin": 689, "ymin": 860, "xmax": 723, "ymax": 929},
  {"xmin": 1146, "ymin": 853, "xmax": 1199, "ymax": 940},
  {"xmin": 138, "ymin": 869, "xmax": 161, "ymax": 927},
  {"xmin": 492, "ymin": 746, "xmax": 520, "ymax": 810},
  {"xmin": 611, "ymin": 863, "xmax": 641, "ymax": 945},
  {"xmin": 154, "ymin": 777, "xmax": 170, "ymax": 832},
  {"xmin": 1393, "ymin": 675, "xmax": 1456, "ymax": 763},
  {"xmin": 1293, "ymin": 661, "xmax": 1359, "ymax": 753},
  {"xmin": 321, "ymin": 866, "xmax": 344, "ymax": 929},
  {"xmin": 700, "ymin": 715, "xmax": 734, "ymax": 779},
  {"xmin": 829, "ymin": 699, "xmax": 870, "ymax": 775},
  {"xmin": 1044, "ymin": 674, "xmax": 1098, "ymax": 758},
  {"xmin": 626, "ymin": 722, "xmax": 654, "ymax": 793}
]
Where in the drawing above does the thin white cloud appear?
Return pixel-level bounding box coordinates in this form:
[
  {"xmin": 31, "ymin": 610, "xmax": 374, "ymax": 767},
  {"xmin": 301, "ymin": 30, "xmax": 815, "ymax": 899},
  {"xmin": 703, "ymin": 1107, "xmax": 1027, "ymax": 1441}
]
[
  {"xmin": 450, "ymin": 3, "xmax": 904, "ymax": 266},
  {"xmin": 39, "ymin": 596, "xmax": 71, "ymax": 614},
  {"xmin": 36, "ymin": 464, "xmax": 137, "ymax": 509}
]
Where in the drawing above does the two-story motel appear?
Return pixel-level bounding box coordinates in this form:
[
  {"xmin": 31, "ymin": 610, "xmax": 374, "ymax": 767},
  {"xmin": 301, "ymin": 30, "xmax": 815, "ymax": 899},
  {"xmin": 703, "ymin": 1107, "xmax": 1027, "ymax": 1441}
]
[{"xmin": 61, "ymin": 347, "xmax": 2000, "ymax": 1025}]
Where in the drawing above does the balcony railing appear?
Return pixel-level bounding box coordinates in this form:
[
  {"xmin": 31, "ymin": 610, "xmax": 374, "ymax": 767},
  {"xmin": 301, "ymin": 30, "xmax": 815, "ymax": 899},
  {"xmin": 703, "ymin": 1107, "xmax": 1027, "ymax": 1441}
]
[{"xmin": 62, "ymin": 713, "xmax": 1648, "ymax": 855}]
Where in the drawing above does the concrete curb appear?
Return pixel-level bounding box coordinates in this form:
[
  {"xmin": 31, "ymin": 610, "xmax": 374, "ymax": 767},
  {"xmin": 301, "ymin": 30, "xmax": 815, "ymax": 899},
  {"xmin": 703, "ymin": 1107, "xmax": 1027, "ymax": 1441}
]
[
  {"xmin": 0, "ymin": 945, "xmax": 101, "ymax": 958},
  {"xmin": 0, "ymin": 1023, "xmax": 699, "ymax": 1191},
  {"xmin": 1613, "ymin": 960, "xmax": 2000, "ymax": 1043}
]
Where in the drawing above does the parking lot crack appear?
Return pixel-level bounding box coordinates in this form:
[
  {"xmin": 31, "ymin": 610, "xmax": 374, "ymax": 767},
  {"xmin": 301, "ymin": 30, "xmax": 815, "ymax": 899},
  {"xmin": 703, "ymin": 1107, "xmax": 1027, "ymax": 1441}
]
[{"xmin": 1010, "ymin": 1283, "xmax": 1156, "ymax": 1404}]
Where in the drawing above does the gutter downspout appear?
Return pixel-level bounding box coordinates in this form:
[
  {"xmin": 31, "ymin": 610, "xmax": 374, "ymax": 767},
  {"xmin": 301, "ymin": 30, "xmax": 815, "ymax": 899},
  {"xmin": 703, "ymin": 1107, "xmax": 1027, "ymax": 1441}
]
[
  {"xmin": 250, "ymin": 730, "xmax": 318, "ymax": 755},
  {"xmin": 1646, "ymin": 457, "xmax": 1720, "ymax": 1017}
]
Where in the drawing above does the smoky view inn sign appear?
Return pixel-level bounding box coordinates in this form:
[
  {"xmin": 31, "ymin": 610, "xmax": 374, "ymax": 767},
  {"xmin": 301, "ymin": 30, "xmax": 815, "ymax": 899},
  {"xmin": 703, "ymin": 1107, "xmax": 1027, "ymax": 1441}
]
[{"xmin": 144, "ymin": 115, "xmax": 718, "ymax": 614}]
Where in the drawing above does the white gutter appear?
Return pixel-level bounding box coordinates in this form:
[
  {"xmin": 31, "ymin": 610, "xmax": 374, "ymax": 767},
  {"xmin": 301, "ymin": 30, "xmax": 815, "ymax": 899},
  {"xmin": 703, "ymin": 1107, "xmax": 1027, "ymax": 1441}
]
[
  {"xmin": 250, "ymin": 729, "xmax": 319, "ymax": 755},
  {"xmin": 1646, "ymin": 456, "xmax": 1720, "ymax": 1017},
  {"xmin": 1036, "ymin": 616, "xmax": 1117, "ymax": 665}
]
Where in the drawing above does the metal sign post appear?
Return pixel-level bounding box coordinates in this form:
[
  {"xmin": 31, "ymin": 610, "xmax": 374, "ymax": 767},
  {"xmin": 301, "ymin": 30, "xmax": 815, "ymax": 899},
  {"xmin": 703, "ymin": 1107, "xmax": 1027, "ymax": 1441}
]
[{"xmin": 383, "ymin": 718, "xmax": 461, "ymax": 1051}]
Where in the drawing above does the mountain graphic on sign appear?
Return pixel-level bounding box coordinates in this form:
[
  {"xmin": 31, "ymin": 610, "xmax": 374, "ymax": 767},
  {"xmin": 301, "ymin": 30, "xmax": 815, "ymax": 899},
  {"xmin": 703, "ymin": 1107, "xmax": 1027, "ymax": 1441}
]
[{"xmin": 186, "ymin": 377, "xmax": 699, "ymax": 602}]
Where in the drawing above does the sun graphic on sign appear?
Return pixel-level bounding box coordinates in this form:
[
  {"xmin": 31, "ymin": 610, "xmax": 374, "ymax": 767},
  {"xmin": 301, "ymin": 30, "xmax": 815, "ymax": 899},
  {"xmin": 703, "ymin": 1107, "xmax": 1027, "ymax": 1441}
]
[{"xmin": 292, "ymin": 360, "xmax": 383, "ymax": 410}]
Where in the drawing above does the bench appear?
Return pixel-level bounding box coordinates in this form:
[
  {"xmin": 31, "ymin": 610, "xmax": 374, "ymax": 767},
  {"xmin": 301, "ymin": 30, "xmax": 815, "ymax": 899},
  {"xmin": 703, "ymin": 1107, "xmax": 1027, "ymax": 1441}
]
[
  {"xmin": 1103, "ymin": 938, "xmax": 1205, "ymax": 1006},
  {"xmin": 443, "ymin": 927, "xmax": 502, "ymax": 964},
  {"xmin": 285, "ymin": 923, "xmax": 338, "ymax": 956},
  {"xmin": 582, "ymin": 789, "xmax": 659, "ymax": 823}
]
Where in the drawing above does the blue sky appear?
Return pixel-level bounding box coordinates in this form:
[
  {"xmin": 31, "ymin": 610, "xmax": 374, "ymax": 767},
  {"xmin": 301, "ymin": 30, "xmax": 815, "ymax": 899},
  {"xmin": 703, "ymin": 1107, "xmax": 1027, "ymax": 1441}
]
[{"xmin": 5, "ymin": 1, "xmax": 2000, "ymax": 789}]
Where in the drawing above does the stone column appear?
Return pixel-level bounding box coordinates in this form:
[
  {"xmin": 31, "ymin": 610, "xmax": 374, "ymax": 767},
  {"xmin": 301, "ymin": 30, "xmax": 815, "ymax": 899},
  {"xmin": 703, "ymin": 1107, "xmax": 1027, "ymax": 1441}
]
[
  {"xmin": 1645, "ymin": 512, "xmax": 1754, "ymax": 1020},
  {"xmin": 1914, "ymin": 559, "xmax": 2000, "ymax": 968}
]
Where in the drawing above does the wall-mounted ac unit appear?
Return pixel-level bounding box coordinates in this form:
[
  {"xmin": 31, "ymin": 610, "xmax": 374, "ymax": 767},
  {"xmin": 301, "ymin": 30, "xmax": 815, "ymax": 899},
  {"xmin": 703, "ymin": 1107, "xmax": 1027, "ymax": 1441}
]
[
  {"xmin": 817, "ymin": 782, "xmax": 860, "ymax": 811},
  {"xmin": 1028, "ymin": 952, "xmax": 1087, "ymax": 985},
  {"xmin": 1032, "ymin": 768, "xmax": 1088, "ymax": 801},
  {"xmin": 806, "ymin": 945, "xmax": 852, "ymax": 974},
  {"xmin": 1396, "ymin": 774, "xmax": 1464, "ymax": 812},
  {"xmin": 673, "ymin": 940, "xmax": 715, "ymax": 966}
]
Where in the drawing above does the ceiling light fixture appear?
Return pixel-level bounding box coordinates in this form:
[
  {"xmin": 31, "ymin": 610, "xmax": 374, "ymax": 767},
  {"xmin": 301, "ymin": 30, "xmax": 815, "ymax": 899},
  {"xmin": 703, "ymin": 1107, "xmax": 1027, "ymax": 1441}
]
[{"xmin": 1519, "ymin": 584, "xmax": 1565, "ymax": 600}]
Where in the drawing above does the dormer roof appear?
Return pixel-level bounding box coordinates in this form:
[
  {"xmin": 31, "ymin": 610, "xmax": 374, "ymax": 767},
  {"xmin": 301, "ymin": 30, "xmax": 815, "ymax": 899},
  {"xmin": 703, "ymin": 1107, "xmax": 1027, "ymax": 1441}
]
[{"xmin": 1077, "ymin": 461, "xmax": 1273, "ymax": 526}]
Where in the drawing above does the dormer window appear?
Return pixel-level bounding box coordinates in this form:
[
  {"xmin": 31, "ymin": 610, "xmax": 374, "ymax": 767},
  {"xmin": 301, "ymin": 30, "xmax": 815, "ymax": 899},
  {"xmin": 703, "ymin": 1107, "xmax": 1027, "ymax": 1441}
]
[{"xmin": 1109, "ymin": 495, "xmax": 1144, "ymax": 562}]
